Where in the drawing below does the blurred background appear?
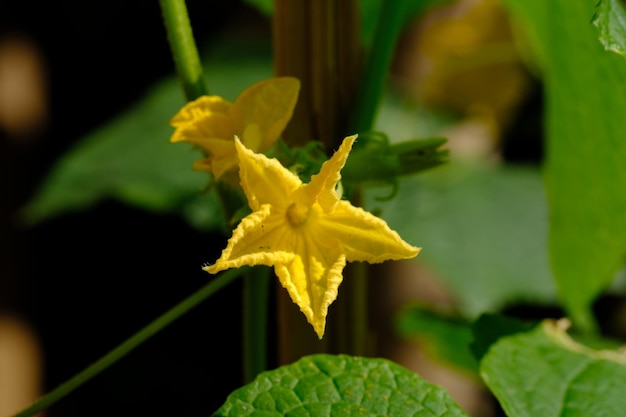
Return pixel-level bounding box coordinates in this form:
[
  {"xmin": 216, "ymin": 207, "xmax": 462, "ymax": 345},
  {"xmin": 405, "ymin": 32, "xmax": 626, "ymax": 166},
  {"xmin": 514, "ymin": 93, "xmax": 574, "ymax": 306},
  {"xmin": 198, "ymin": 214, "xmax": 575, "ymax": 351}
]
[{"xmin": 0, "ymin": 0, "xmax": 549, "ymax": 415}]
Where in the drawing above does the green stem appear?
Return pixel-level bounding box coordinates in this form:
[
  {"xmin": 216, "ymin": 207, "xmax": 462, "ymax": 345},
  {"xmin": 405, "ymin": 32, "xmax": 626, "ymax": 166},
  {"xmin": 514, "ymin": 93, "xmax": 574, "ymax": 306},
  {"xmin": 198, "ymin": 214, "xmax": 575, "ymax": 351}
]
[
  {"xmin": 160, "ymin": 0, "xmax": 209, "ymax": 99},
  {"xmin": 349, "ymin": 0, "xmax": 408, "ymax": 133},
  {"xmin": 243, "ymin": 266, "xmax": 271, "ymax": 382},
  {"xmin": 12, "ymin": 268, "xmax": 244, "ymax": 417},
  {"xmin": 161, "ymin": 0, "xmax": 271, "ymax": 384}
]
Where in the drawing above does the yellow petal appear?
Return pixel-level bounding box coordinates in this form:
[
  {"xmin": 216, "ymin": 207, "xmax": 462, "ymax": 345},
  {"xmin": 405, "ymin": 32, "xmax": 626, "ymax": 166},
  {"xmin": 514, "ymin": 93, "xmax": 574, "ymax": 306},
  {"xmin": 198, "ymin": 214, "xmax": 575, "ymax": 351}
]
[
  {"xmin": 235, "ymin": 137, "xmax": 301, "ymax": 211},
  {"xmin": 191, "ymin": 158, "xmax": 212, "ymax": 173},
  {"xmin": 317, "ymin": 200, "xmax": 420, "ymax": 263},
  {"xmin": 230, "ymin": 77, "xmax": 300, "ymax": 151},
  {"xmin": 205, "ymin": 132, "xmax": 420, "ymax": 340},
  {"xmin": 300, "ymin": 135, "xmax": 357, "ymax": 210},
  {"xmin": 170, "ymin": 96, "xmax": 234, "ymax": 142},
  {"xmin": 241, "ymin": 123, "xmax": 262, "ymax": 152},
  {"xmin": 275, "ymin": 250, "xmax": 346, "ymax": 339},
  {"xmin": 170, "ymin": 96, "xmax": 232, "ymax": 127},
  {"xmin": 187, "ymin": 138, "xmax": 237, "ymax": 179},
  {"xmin": 187, "ymin": 137, "xmax": 236, "ymax": 157},
  {"xmin": 170, "ymin": 115, "xmax": 234, "ymax": 145},
  {"xmin": 205, "ymin": 204, "xmax": 295, "ymax": 273}
]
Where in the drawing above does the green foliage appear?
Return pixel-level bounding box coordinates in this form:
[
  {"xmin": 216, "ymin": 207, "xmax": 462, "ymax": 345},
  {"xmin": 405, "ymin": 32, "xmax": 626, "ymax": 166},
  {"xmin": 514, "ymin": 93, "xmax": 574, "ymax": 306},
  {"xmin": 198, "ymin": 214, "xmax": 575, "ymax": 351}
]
[
  {"xmin": 593, "ymin": 0, "xmax": 626, "ymax": 57},
  {"xmin": 22, "ymin": 79, "xmax": 214, "ymax": 227},
  {"xmin": 23, "ymin": 44, "xmax": 273, "ymax": 230},
  {"xmin": 212, "ymin": 354, "xmax": 469, "ymax": 417},
  {"xmin": 21, "ymin": 0, "xmax": 626, "ymax": 414},
  {"xmin": 501, "ymin": 0, "xmax": 626, "ymax": 331},
  {"xmin": 480, "ymin": 321, "xmax": 626, "ymax": 417},
  {"xmin": 395, "ymin": 305, "xmax": 478, "ymax": 374},
  {"xmin": 342, "ymin": 132, "xmax": 448, "ymax": 195},
  {"xmin": 366, "ymin": 162, "xmax": 556, "ymax": 317}
]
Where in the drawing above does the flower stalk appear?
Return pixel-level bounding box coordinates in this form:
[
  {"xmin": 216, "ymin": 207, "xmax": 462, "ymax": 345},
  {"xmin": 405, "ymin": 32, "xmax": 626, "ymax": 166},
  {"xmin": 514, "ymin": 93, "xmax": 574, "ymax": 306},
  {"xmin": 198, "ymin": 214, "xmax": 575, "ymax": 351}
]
[
  {"xmin": 272, "ymin": 0, "xmax": 366, "ymax": 360},
  {"xmin": 349, "ymin": 0, "xmax": 410, "ymax": 133},
  {"xmin": 159, "ymin": 0, "xmax": 209, "ymax": 99},
  {"xmin": 11, "ymin": 269, "xmax": 244, "ymax": 417}
]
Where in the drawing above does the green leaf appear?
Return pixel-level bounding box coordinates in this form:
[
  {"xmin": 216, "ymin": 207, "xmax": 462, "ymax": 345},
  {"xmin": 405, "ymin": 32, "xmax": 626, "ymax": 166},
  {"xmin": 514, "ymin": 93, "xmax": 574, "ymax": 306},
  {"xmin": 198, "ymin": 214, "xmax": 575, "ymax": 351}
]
[
  {"xmin": 502, "ymin": 0, "xmax": 626, "ymax": 330},
  {"xmin": 22, "ymin": 79, "xmax": 212, "ymax": 225},
  {"xmin": 395, "ymin": 305, "xmax": 478, "ymax": 374},
  {"xmin": 365, "ymin": 162, "xmax": 556, "ymax": 317},
  {"xmin": 592, "ymin": 0, "xmax": 626, "ymax": 57},
  {"xmin": 213, "ymin": 354, "xmax": 470, "ymax": 417},
  {"xmin": 23, "ymin": 43, "xmax": 273, "ymax": 230},
  {"xmin": 480, "ymin": 320, "xmax": 626, "ymax": 417}
]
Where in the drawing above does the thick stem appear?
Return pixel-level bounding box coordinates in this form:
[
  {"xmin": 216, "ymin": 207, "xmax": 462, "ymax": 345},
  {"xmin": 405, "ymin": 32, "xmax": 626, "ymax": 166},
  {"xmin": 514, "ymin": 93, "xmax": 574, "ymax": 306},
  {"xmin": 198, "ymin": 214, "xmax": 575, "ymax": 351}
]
[
  {"xmin": 273, "ymin": 0, "xmax": 368, "ymax": 362},
  {"xmin": 273, "ymin": 0, "xmax": 361, "ymax": 149},
  {"xmin": 11, "ymin": 269, "xmax": 244, "ymax": 417}
]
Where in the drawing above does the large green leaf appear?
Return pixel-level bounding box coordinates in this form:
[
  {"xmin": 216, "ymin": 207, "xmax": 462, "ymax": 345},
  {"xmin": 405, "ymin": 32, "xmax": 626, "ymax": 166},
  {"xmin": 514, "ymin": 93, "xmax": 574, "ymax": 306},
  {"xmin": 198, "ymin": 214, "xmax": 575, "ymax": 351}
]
[
  {"xmin": 213, "ymin": 354, "xmax": 469, "ymax": 417},
  {"xmin": 480, "ymin": 320, "xmax": 626, "ymax": 417},
  {"xmin": 22, "ymin": 79, "xmax": 208, "ymax": 224},
  {"xmin": 502, "ymin": 0, "xmax": 626, "ymax": 330},
  {"xmin": 365, "ymin": 162, "xmax": 556, "ymax": 317},
  {"xmin": 23, "ymin": 44, "xmax": 273, "ymax": 230},
  {"xmin": 592, "ymin": 0, "xmax": 626, "ymax": 58}
]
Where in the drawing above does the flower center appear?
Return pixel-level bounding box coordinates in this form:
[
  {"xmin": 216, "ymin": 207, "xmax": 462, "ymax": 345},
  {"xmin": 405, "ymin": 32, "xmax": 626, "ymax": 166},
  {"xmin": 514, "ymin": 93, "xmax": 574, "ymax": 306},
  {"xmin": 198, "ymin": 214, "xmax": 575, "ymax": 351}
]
[{"xmin": 287, "ymin": 202, "xmax": 311, "ymax": 226}]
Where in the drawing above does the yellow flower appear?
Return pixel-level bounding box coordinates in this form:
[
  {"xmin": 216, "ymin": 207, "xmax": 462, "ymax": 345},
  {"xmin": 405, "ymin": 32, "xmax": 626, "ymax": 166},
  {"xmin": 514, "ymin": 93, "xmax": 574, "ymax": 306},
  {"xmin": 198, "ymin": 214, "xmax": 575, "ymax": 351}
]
[
  {"xmin": 169, "ymin": 77, "xmax": 300, "ymax": 179},
  {"xmin": 206, "ymin": 135, "xmax": 420, "ymax": 338}
]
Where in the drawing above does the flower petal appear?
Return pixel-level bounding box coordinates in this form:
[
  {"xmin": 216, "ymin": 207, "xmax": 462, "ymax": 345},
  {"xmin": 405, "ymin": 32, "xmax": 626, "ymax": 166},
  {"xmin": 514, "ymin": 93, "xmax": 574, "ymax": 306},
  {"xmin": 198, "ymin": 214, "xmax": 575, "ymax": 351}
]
[
  {"xmin": 205, "ymin": 204, "xmax": 296, "ymax": 273},
  {"xmin": 235, "ymin": 137, "xmax": 302, "ymax": 211},
  {"xmin": 184, "ymin": 138, "xmax": 237, "ymax": 178},
  {"xmin": 230, "ymin": 77, "xmax": 300, "ymax": 151},
  {"xmin": 274, "ymin": 237, "xmax": 346, "ymax": 339},
  {"xmin": 170, "ymin": 96, "xmax": 234, "ymax": 141},
  {"xmin": 300, "ymin": 135, "xmax": 357, "ymax": 210},
  {"xmin": 170, "ymin": 96, "xmax": 232, "ymax": 126},
  {"xmin": 316, "ymin": 200, "xmax": 420, "ymax": 263}
]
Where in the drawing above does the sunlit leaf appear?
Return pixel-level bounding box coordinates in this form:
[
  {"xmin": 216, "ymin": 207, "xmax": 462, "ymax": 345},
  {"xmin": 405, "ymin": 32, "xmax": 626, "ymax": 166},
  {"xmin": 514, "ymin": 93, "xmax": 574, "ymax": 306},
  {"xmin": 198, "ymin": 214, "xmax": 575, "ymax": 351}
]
[
  {"xmin": 592, "ymin": 0, "xmax": 626, "ymax": 57},
  {"xmin": 213, "ymin": 354, "xmax": 470, "ymax": 417},
  {"xmin": 480, "ymin": 320, "xmax": 626, "ymax": 417},
  {"xmin": 501, "ymin": 0, "xmax": 626, "ymax": 330}
]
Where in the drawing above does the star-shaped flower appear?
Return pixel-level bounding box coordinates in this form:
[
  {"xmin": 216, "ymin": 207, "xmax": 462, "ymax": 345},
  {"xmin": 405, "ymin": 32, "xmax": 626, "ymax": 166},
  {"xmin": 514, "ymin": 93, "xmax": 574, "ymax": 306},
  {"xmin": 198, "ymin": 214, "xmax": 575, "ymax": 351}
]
[
  {"xmin": 169, "ymin": 77, "xmax": 300, "ymax": 179},
  {"xmin": 206, "ymin": 134, "xmax": 421, "ymax": 338}
]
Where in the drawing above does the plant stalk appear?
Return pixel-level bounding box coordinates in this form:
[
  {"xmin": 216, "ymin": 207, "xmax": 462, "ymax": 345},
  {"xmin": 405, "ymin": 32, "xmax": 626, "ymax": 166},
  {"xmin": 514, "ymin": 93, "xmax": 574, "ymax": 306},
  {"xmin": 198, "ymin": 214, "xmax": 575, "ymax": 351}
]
[
  {"xmin": 160, "ymin": 0, "xmax": 209, "ymax": 99},
  {"xmin": 349, "ymin": 0, "xmax": 409, "ymax": 133},
  {"xmin": 12, "ymin": 269, "xmax": 244, "ymax": 417},
  {"xmin": 273, "ymin": 0, "xmax": 369, "ymax": 361}
]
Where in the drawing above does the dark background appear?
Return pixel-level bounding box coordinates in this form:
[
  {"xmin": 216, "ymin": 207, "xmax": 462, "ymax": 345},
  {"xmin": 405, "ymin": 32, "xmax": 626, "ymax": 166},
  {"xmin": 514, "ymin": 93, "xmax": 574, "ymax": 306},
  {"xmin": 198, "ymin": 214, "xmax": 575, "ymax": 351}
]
[{"xmin": 1, "ymin": 1, "xmax": 264, "ymax": 415}]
